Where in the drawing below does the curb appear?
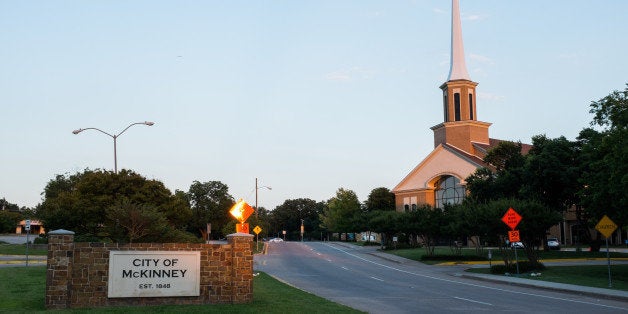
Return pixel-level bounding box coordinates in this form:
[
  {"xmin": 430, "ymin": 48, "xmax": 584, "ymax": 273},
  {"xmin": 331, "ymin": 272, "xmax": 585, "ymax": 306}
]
[{"xmin": 460, "ymin": 272, "xmax": 628, "ymax": 303}]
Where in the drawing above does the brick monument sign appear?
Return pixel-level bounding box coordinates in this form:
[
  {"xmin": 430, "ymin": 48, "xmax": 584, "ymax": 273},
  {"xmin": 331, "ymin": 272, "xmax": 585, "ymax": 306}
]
[{"xmin": 46, "ymin": 229, "xmax": 254, "ymax": 309}]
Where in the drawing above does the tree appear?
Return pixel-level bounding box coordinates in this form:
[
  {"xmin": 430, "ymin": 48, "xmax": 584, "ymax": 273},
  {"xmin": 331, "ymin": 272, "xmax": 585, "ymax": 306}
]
[
  {"xmin": 269, "ymin": 198, "xmax": 324, "ymax": 240},
  {"xmin": 521, "ymin": 135, "xmax": 580, "ymax": 212},
  {"xmin": 185, "ymin": 181, "xmax": 235, "ymax": 239},
  {"xmin": 106, "ymin": 199, "xmax": 169, "ymax": 243},
  {"xmin": 368, "ymin": 210, "xmax": 402, "ymax": 248},
  {"xmin": 364, "ymin": 187, "xmax": 395, "ymax": 211},
  {"xmin": 0, "ymin": 198, "xmax": 22, "ymax": 233},
  {"xmin": 579, "ymin": 85, "xmax": 628, "ymax": 227},
  {"xmin": 37, "ymin": 169, "xmax": 194, "ymax": 242},
  {"xmin": 466, "ymin": 141, "xmax": 526, "ymax": 203},
  {"xmin": 320, "ymin": 188, "xmax": 362, "ymax": 238}
]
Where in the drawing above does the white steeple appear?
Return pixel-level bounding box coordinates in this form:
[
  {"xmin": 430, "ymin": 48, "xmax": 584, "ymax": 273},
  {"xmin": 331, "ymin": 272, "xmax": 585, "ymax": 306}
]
[{"xmin": 447, "ymin": 0, "xmax": 471, "ymax": 81}]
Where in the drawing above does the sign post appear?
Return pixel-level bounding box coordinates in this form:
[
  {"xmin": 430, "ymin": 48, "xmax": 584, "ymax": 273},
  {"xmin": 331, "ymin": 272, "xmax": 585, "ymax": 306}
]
[
  {"xmin": 25, "ymin": 219, "xmax": 31, "ymax": 267},
  {"xmin": 595, "ymin": 215, "xmax": 618, "ymax": 288},
  {"xmin": 253, "ymin": 225, "xmax": 262, "ymax": 251},
  {"xmin": 501, "ymin": 208, "xmax": 522, "ymax": 275}
]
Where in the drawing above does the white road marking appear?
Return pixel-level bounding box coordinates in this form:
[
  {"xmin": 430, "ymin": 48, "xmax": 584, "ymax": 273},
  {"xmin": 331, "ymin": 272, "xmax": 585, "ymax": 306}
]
[
  {"xmin": 370, "ymin": 276, "xmax": 385, "ymax": 282},
  {"xmin": 454, "ymin": 296, "xmax": 492, "ymax": 306},
  {"xmin": 322, "ymin": 243, "xmax": 627, "ymax": 311},
  {"xmin": 341, "ymin": 266, "xmax": 349, "ymax": 270}
]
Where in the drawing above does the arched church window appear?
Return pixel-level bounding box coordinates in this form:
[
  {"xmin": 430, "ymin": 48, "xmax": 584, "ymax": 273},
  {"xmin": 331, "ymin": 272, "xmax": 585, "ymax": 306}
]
[{"xmin": 434, "ymin": 175, "xmax": 465, "ymax": 209}]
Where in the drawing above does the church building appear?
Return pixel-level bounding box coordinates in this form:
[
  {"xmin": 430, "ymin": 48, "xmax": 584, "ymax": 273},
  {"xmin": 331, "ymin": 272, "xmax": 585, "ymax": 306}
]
[{"xmin": 392, "ymin": 0, "xmax": 530, "ymax": 211}]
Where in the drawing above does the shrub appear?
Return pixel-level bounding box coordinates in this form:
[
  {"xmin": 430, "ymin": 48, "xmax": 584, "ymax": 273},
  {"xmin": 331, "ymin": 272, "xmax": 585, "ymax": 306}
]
[
  {"xmin": 33, "ymin": 236, "xmax": 48, "ymax": 244},
  {"xmin": 421, "ymin": 254, "xmax": 485, "ymax": 261},
  {"xmin": 490, "ymin": 261, "xmax": 545, "ymax": 274}
]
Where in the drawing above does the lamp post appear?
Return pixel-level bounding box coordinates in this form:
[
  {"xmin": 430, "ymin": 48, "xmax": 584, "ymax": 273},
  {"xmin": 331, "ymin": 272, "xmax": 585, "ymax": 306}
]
[
  {"xmin": 72, "ymin": 121, "xmax": 154, "ymax": 174},
  {"xmin": 255, "ymin": 177, "xmax": 271, "ymax": 218}
]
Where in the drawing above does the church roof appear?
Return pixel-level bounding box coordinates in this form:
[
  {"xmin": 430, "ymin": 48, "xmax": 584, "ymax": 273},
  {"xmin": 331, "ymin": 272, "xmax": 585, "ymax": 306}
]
[{"xmin": 473, "ymin": 138, "xmax": 533, "ymax": 156}]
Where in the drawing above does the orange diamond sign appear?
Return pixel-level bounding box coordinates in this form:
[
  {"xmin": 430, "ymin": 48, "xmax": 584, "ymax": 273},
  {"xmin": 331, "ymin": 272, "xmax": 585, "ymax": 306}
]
[
  {"xmin": 229, "ymin": 199, "xmax": 255, "ymax": 223},
  {"xmin": 502, "ymin": 207, "xmax": 522, "ymax": 230}
]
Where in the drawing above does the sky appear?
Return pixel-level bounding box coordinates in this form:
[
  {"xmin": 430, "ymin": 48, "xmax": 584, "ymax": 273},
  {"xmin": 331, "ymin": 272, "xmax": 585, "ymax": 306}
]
[{"xmin": 1, "ymin": 1, "xmax": 627, "ymax": 211}]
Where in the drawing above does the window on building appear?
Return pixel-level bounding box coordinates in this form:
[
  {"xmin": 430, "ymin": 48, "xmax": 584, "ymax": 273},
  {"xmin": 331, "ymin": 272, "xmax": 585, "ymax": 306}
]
[
  {"xmin": 404, "ymin": 204, "xmax": 410, "ymax": 212},
  {"xmin": 411, "ymin": 204, "xmax": 417, "ymax": 211},
  {"xmin": 469, "ymin": 94, "xmax": 474, "ymax": 120},
  {"xmin": 434, "ymin": 175, "xmax": 465, "ymax": 209},
  {"xmin": 443, "ymin": 94, "xmax": 449, "ymax": 122},
  {"xmin": 454, "ymin": 93, "xmax": 461, "ymax": 121}
]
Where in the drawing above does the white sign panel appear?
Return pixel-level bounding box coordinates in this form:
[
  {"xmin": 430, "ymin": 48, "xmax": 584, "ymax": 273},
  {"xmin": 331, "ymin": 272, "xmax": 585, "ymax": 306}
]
[{"xmin": 108, "ymin": 251, "xmax": 200, "ymax": 298}]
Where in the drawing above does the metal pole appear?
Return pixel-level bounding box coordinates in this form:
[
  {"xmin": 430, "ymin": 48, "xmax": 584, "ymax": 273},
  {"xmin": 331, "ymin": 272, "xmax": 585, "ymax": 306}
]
[
  {"xmin": 26, "ymin": 228, "xmax": 29, "ymax": 267},
  {"xmin": 113, "ymin": 136, "xmax": 118, "ymax": 174},
  {"xmin": 255, "ymin": 178, "xmax": 258, "ymax": 218},
  {"xmin": 514, "ymin": 246, "xmax": 520, "ymax": 276},
  {"xmin": 606, "ymin": 237, "xmax": 612, "ymax": 288}
]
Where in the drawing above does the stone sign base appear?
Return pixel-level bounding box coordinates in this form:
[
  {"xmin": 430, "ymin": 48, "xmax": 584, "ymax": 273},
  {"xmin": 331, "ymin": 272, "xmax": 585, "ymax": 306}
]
[{"xmin": 46, "ymin": 230, "xmax": 253, "ymax": 309}]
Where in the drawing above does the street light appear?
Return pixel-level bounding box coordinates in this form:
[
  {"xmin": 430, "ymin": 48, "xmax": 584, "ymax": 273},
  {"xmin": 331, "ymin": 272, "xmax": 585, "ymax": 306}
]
[
  {"xmin": 72, "ymin": 121, "xmax": 154, "ymax": 174},
  {"xmin": 255, "ymin": 177, "xmax": 272, "ymax": 218}
]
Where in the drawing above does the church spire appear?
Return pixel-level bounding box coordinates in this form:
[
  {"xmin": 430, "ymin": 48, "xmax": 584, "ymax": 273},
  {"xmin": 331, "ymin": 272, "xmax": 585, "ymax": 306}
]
[
  {"xmin": 433, "ymin": 0, "xmax": 490, "ymax": 154},
  {"xmin": 447, "ymin": 0, "xmax": 471, "ymax": 81}
]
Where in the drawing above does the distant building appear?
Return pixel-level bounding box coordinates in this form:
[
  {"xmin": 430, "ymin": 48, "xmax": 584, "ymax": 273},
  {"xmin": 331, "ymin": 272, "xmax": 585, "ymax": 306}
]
[{"xmin": 16, "ymin": 219, "xmax": 45, "ymax": 235}]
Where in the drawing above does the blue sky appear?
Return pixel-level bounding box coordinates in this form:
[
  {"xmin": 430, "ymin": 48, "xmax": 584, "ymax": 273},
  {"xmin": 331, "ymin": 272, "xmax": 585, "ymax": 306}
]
[{"xmin": 1, "ymin": 1, "xmax": 627, "ymax": 210}]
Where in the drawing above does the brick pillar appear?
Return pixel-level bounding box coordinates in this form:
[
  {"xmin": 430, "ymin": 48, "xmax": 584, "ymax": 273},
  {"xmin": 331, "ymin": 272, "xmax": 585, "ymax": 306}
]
[
  {"xmin": 227, "ymin": 232, "xmax": 254, "ymax": 304},
  {"xmin": 46, "ymin": 229, "xmax": 75, "ymax": 309}
]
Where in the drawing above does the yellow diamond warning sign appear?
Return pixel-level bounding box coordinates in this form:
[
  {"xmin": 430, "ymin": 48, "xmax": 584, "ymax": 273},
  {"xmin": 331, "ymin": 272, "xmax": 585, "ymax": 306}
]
[
  {"xmin": 595, "ymin": 215, "xmax": 617, "ymax": 239},
  {"xmin": 253, "ymin": 225, "xmax": 262, "ymax": 235}
]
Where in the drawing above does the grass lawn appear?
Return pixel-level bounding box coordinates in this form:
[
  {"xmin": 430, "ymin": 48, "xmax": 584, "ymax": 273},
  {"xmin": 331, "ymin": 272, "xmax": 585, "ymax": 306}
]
[
  {"xmin": 467, "ymin": 264, "xmax": 628, "ymax": 291},
  {"xmin": 388, "ymin": 246, "xmax": 628, "ymax": 264},
  {"xmin": 0, "ymin": 266, "xmax": 363, "ymax": 313},
  {"xmin": 0, "ymin": 243, "xmax": 47, "ymax": 255}
]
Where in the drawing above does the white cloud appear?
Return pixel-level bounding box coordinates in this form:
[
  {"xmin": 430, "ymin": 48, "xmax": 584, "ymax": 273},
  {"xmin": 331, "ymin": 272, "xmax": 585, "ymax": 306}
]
[
  {"xmin": 478, "ymin": 92, "xmax": 505, "ymax": 102},
  {"xmin": 325, "ymin": 67, "xmax": 375, "ymax": 82},
  {"xmin": 462, "ymin": 13, "xmax": 485, "ymax": 21},
  {"xmin": 469, "ymin": 54, "xmax": 495, "ymax": 65},
  {"xmin": 326, "ymin": 71, "xmax": 352, "ymax": 82}
]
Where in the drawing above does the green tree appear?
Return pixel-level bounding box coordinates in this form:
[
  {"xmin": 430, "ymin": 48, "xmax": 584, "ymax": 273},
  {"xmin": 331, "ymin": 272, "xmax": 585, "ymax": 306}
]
[
  {"xmin": 579, "ymin": 85, "xmax": 628, "ymax": 227},
  {"xmin": 105, "ymin": 199, "xmax": 169, "ymax": 243},
  {"xmin": 0, "ymin": 198, "xmax": 22, "ymax": 233},
  {"xmin": 185, "ymin": 180, "xmax": 235, "ymax": 239},
  {"xmin": 364, "ymin": 187, "xmax": 395, "ymax": 211},
  {"xmin": 466, "ymin": 141, "xmax": 525, "ymax": 203},
  {"xmin": 269, "ymin": 198, "xmax": 324, "ymax": 240},
  {"xmin": 37, "ymin": 169, "xmax": 193, "ymax": 242},
  {"xmin": 521, "ymin": 135, "xmax": 580, "ymax": 212},
  {"xmin": 368, "ymin": 210, "xmax": 402, "ymax": 248},
  {"xmin": 320, "ymin": 188, "xmax": 362, "ymax": 238}
]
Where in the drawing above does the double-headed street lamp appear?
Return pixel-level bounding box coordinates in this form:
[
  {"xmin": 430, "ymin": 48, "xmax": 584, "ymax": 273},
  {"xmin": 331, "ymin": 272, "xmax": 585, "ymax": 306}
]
[{"xmin": 72, "ymin": 121, "xmax": 154, "ymax": 174}]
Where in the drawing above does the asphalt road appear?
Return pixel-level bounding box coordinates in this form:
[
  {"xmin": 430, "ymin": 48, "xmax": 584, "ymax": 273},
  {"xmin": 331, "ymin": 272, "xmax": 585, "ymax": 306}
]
[
  {"xmin": 0, "ymin": 234, "xmax": 30, "ymax": 244},
  {"xmin": 255, "ymin": 241, "xmax": 628, "ymax": 313}
]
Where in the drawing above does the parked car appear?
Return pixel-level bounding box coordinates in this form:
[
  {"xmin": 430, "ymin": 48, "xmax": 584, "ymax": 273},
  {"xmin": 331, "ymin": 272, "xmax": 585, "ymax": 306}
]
[
  {"xmin": 547, "ymin": 237, "xmax": 560, "ymax": 250},
  {"xmin": 269, "ymin": 238, "xmax": 284, "ymax": 243},
  {"xmin": 510, "ymin": 241, "xmax": 524, "ymax": 249}
]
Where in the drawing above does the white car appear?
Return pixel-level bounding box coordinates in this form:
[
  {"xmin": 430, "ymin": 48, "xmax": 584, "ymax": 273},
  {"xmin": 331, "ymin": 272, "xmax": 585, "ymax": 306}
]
[
  {"xmin": 510, "ymin": 242, "xmax": 524, "ymax": 249},
  {"xmin": 269, "ymin": 238, "xmax": 284, "ymax": 243},
  {"xmin": 547, "ymin": 238, "xmax": 560, "ymax": 250}
]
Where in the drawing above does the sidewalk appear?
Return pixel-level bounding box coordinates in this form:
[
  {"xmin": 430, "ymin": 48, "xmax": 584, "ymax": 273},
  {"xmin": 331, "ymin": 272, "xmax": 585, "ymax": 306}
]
[
  {"xmin": 0, "ymin": 254, "xmax": 46, "ymax": 266},
  {"xmin": 340, "ymin": 243, "xmax": 628, "ymax": 303}
]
